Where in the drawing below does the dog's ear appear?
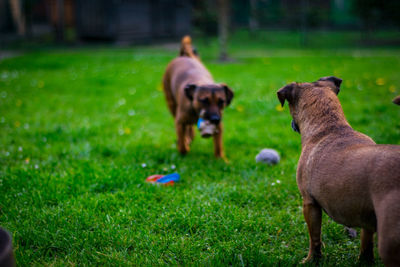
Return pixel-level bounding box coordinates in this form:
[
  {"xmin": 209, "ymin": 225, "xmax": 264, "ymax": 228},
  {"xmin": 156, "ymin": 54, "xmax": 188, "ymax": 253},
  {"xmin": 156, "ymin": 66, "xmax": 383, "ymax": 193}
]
[
  {"xmin": 393, "ymin": 96, "xmax": 400, "ymax": 105},
  {"xmin": 318, "ymin": 76, "xmax": 342, "ymax": 95},
  {"xmin": 184, "ymin": 84, "xmax": 197, "ymax": 101},
  {"xmin": 277, "ymin": 83, "xmax": 296, "ymax": 107},
  {"xmin": 221, "ymin": 84, "xmax": 234, "ymax": 106}
]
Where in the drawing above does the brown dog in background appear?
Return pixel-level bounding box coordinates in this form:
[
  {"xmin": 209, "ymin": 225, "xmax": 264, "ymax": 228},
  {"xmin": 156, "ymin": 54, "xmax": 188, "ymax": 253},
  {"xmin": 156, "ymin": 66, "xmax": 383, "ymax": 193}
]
[
  {"xmin": 277, "ymin": 77, "xmax": 400, "ymax": 266},
  {"xmin": 162, "ymin": 36, "xmax": 234, "ymax": 158},
  {"xmin": 393, "ymin": 95, "xmax": 400, "ymax": 105}
]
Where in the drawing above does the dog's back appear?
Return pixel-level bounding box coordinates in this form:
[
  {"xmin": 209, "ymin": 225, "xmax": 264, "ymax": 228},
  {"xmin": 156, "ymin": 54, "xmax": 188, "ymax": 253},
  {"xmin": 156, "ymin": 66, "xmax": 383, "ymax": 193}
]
[
  {"xmin": 303, "ymin": 121, "xmax": 400, "ymax": 219},
  {"xmin": 163, "ymin": 36, "xmax": 212, "ymax": 117}
]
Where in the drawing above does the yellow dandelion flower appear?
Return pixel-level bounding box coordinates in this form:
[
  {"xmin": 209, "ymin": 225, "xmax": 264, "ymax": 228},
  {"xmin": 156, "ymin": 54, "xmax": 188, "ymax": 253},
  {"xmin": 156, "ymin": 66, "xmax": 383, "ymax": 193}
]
[
  {"xmin": 376, "ymin": 78, "xmax": 385, "ymax": 86},
  {"xmin": 276, "ymin": 104, "xmax": 284, "ymax": 112},
  {"xmin": 38, "ymin": 81, "xmax": 45, "ymax": 88},
  {"xmin": 236, "ymin": 105, "xmax": 244, "ymax": 112},
  {"xmin": 277, "ymin": 228, "xmax": 282, "ymax": 236},
  {"xmin": 292, "ymin": 65, "xmax": 300, "ymax": 71}
]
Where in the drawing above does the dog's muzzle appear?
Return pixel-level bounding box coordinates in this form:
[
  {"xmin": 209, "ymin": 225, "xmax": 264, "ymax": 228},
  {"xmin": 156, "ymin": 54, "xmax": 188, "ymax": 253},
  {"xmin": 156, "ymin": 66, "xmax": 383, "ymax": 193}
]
[
  {"xmin": 291, "ymin": 120, "xmax": 300, "ymax": 133},
  {"xmin": 209, "ymin": 114, "xmax": 221, "ymax": 125}
]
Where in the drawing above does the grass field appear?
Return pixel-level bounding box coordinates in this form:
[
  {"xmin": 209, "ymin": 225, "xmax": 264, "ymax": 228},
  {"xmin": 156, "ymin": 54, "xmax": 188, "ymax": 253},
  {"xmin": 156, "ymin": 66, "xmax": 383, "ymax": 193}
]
[{"xmin": 1, "ymin": 31, "xmax": 400, "ymax": 266}]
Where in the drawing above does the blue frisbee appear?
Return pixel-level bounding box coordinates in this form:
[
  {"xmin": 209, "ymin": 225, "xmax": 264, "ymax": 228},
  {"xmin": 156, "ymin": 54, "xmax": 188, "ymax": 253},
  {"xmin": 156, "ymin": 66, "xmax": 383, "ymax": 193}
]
[{"xmin": 156, "ymin": 173, "xmax": 180, "ymax": 183}]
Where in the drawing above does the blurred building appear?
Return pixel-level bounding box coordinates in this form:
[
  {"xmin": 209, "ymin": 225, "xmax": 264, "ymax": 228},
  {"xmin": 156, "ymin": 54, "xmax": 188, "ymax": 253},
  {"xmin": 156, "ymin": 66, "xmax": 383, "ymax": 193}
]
[
  {"xmin": 1, "ymin": 0, "xmax": 399, "ymax": 44},
  {"xmin": 76, "ymin": 0, "xmax": 192, "ymax": 43},
  {"xmin": 230, "ymin": 0, "xmax": 356, "ymax": 30},
  {"xmin": 0, "ymin": 0, "xmax": 192, "ymax": 43}
]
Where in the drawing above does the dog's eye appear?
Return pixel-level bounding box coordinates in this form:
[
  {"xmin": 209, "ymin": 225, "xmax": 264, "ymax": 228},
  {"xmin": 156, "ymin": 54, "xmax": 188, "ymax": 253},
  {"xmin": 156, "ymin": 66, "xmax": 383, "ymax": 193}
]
[
  {"xmin": 218, "ymin": 99, "xmax": 224, "ymax": 108},
  {"xmin": 200, "ymin": 98, "xmax": 209, "ymax": 105}
]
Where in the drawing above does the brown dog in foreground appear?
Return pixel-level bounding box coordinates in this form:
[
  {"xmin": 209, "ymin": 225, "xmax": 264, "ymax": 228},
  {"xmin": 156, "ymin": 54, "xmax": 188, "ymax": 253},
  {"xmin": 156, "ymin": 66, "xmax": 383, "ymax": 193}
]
[
  {"xmin": 162, "ymin": 36, "xmax": 234, "ymax": 158},
  {"xmin": 277, "ymin": 77, "xmax": 400, "ymax": 266}
]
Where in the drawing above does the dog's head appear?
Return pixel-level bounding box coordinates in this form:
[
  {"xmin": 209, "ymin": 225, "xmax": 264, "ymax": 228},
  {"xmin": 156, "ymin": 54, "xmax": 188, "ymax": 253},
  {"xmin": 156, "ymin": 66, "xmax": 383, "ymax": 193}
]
[
  {"xmin": 276, "ymin": 76, "xmax": 342, "ymax": 134},
  {"xmin": 393, "ymin": 96, "xmax": 400, "ymax": 106},
  {"xmin": 184, "ymin": 83, "xmax": 234, "ymax": 125}
]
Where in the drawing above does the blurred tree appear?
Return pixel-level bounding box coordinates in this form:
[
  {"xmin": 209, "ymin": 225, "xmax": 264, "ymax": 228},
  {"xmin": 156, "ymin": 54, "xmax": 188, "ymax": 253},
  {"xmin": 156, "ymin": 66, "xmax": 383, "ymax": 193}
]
[
  {"xmin": 249, "ymin": 0, "xmax": 258, "ymax": 32},
  {"xmin": 300, "ymin": 0, "xmax": 309, "ymax": 46},
  {"xmin": 331, "ymin": 0, "xmax": 356, "ymax": 27},
  {"xmin": 192, "ymin": 0, "xmax": 218, "ymax": 43},
  {"xmin": 217, "ymin": 0, "xmax": 230, "ymax": 61},
  {"xmin": 353, "ymin": 0, "xmax": 382, "ymax": 37},
  {"xmin": 385, "ymin": 1, "xmax": 400, "ymax": 27},
  {"xmin": 9, "ymin": 0, "xmax": 25, "ymax": 36},
  {"xmin": 55, "ymin": 0, "xmax": 64, "ymax": 42},
  {"xmin": 9, "ymin": 0, "xmax": 38, "ymax": 38},
  {"xmin": 192, "ymin": 0, "xmax": 400, "ymax": 51},
  {"xmin": 352, "ymin": 0, "xmax": 400, "ymax": 38},
  {"xmin": 23, "ymin": 0, "xmax": 34, "ymax": 37}
]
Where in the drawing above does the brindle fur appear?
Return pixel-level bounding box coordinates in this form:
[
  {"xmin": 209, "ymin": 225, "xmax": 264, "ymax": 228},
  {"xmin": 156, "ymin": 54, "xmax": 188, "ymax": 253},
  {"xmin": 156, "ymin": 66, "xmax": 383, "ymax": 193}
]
[
  {"xmin": 162, "ymin": 36, "xmax": 233, "ymax": 158},
  {"xmin": 277, "ymin": 77, "xmax": 400, "ymax": 266}
]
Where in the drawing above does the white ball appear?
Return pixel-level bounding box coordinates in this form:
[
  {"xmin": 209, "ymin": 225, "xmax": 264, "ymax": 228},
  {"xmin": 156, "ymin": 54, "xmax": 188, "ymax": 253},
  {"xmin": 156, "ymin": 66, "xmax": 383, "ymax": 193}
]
[{"xmin": 255, "ymin": 149, "xmax": 280, "ymax": 165}]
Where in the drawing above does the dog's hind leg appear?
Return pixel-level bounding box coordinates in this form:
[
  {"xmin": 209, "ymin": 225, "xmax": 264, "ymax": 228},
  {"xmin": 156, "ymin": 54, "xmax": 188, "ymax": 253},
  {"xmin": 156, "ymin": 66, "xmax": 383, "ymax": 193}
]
[
  {"xmin": 301, "ymin": 199, "xmax": 322, "ymax": 264},
  {"xmin": 359, "ymin": 229, "xmax": 374, "ymax": 263},
  {"xmin": 375, "ymin": 193, "xmax": 400, "ymax": 267}
]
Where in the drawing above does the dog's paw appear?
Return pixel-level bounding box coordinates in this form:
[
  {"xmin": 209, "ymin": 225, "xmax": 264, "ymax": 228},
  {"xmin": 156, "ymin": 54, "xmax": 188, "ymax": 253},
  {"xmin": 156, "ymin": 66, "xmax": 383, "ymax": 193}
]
[
  {"xmin": 300, "ymin": 257, "xmax": 311, "ymax": 265},
  {"xmin": 301, "ymin": 251, "xmax": 321, "ymax": 265},
  {"xmin": 301, "ymin": 255, "xmax": 313, "ymax": 265},
  {"xmin": 214, "ymin": 153, "xmax": 229, "ymax": 163},
  {"xmin": 300, "ymin": 257, "xmax": 320, "ymax": 265},
  {"xmin": 358, "ymin": 252, "xmax": 374, "ymax": 265},
  {"xmin": 222, "ymin": 156, "xmax": 230, "ymax": 164}
]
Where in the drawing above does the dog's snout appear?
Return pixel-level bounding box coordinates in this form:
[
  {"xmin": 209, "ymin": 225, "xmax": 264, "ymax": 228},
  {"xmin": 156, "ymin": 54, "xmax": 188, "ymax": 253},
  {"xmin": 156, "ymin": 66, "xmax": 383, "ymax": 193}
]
[{"xmin": 209, "ymin": 114, "xmax": 221, "ymax": 125}]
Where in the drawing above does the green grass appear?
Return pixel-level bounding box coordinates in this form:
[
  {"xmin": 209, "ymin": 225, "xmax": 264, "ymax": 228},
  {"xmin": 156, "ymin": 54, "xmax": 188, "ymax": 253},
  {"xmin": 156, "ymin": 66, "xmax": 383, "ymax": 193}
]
[{"xmin": 1, "ymin": 31, "xmax": 400, "ymax": 266}]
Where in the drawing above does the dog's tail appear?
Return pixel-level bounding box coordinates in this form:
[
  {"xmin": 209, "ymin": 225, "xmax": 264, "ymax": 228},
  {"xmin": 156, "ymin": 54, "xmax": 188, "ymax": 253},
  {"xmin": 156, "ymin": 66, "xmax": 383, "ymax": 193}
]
[
  {"xmin": 393, "ymin": 95, "xmax": 400, "ymax": 105},
  {"xmin": 179, "ymin": 35, "xmax": 199, "ymax": 59}
]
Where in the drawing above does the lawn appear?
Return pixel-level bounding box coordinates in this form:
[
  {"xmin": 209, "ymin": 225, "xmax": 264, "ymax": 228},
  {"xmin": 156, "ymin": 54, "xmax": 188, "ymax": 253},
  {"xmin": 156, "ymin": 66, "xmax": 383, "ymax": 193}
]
[{"xmin": 1, "ymin": 31, "xmax": 400, "ymax": 266}]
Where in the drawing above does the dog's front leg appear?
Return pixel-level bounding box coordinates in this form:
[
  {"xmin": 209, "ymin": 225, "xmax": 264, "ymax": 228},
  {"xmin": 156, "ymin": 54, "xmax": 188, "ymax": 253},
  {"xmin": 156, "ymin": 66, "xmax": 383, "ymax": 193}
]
[
  {"xmin": 186, "ymin": 125, "xmax": 195, "ymax": 145},
  {"xmin": 213, "ymin": 123, "xmax": 224, "ymax": 158},
  {"xmin": 302, "ymin": 200, "xmax": 322, "ymax": 264},
  {"xmin": 176, "ymin": 121, "xmax": 189, "ymax": 155},
  {"xmin": 359, "ymin": 229, "xmax": 374, "ymax": 263}
]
